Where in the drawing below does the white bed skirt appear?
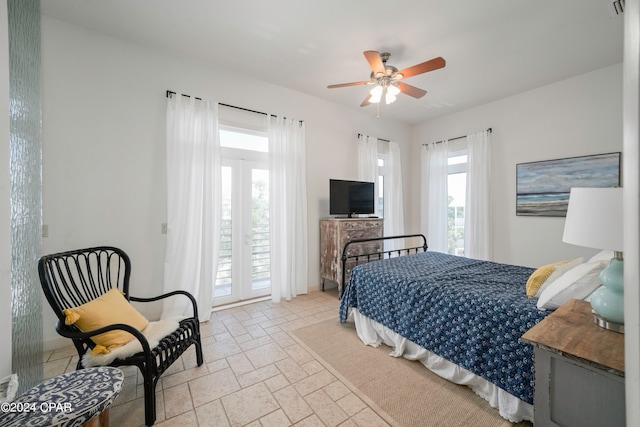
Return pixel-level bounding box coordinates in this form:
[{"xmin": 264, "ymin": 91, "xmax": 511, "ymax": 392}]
[{"xmin": 351, "ymin": 308, "xmax": 534, "ymax": 423}]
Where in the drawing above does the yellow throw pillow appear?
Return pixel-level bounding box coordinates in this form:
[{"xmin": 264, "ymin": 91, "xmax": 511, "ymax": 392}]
[
  {"xmin": 63, "ymin": 288, "xmax": 149, "ymax": 355},
  {"xmin": 526, "ymin": 260, "xmax": 571, "ymax": 297}
]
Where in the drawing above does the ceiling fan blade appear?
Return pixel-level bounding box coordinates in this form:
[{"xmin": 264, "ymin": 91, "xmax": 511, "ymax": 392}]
[
  {"xmin": 396, "ymin": 57, "xmax": 446, "ymax": 79},
  {"xmin": 327, "ymin": 80, "xmax": 370, "ymax": 89},
  {"xmin": 363, "ymin": 50, "xmax": 386, "ymax": 76},
  {"xmin": 360, "ymin": 93, "xmax": 372, "ymax": 107},
  {"xmin": 396, "ymin": 81, "xmax": 427, "ymax": 98}
]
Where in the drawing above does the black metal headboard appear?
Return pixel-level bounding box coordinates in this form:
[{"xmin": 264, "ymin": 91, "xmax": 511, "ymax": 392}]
[{"xmin": 340, "ymin": 233, "xmax": 428, "ymax": 297}]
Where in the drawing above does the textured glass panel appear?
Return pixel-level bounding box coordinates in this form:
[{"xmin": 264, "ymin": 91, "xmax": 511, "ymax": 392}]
[{"xmin": 8, "ymin": 0, "xmax": 42, "ymax": 393}]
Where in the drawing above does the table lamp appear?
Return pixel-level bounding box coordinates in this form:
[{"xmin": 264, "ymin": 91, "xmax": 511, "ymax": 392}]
[{"xmin": 562, "ymin": 187, "xmax": 624, "ymax": 333}]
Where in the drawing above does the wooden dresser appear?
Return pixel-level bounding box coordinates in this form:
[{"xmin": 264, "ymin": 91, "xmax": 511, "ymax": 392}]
[
  {"xmin": 521, "ymin": 298, "xmax": 625, "ymax": 427},
  {"xmin": 320, "ymin": 218, "xmax": 383, "ymax": 295}
]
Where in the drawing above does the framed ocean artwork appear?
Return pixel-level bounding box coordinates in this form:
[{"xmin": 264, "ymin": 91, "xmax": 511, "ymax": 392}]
[{"xmin": 516, "ymin": 152, "xmax": 621, "ymax": 217}]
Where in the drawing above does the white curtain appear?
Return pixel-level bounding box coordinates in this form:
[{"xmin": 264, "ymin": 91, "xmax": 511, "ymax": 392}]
[
  {"xmin": 357, "ymin": 134, "xmax": 378, "ymax": 183},
  {"xmin": 269, "ymin": 116, "xmax": 308, "ymax": 302},
  {"xmin": 385, "ymin": 141, "xmax": 405, "ymax": 250},
  {"xmin": 162, "ymin": 94, "xmax": 221, "ymax": 322},
  {"xmin": 421, "ymin": 141, "xmax": 449, "ymax": 253},
  {"xmin": 465, "ymin": 130, "xmax": 492, "ymax": 260}
]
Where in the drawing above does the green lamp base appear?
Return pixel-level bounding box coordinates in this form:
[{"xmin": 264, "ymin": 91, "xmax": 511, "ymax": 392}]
[{"xmin": 589, "ymin": 256, "xmax": 624, "ymax": 333}]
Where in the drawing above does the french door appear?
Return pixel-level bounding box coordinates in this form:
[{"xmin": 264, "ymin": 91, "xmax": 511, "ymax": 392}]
[{"xmin": 214, "ymin": 159, "xmax": 271, "ymax": 306}]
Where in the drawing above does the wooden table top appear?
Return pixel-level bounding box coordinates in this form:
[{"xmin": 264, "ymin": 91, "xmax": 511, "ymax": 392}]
[{"xmin": 521, "ymin": 298, "xmax": 624, "ymax": 376}]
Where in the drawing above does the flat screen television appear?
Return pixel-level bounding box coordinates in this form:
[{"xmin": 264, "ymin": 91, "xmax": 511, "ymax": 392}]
[{"xmin": 329, "ymin": 179, "xmax": 375, "ymax": 217}]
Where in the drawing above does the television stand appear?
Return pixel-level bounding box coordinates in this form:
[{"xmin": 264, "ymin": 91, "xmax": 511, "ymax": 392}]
[{"xmin": 319, "ymin": 217, "xmax": 383, "ymax": 295}]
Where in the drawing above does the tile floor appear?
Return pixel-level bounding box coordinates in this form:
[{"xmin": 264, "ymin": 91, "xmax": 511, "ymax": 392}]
[{"xmin": 41, "ymin": 289, "xmax": 391, "ymax": 427}]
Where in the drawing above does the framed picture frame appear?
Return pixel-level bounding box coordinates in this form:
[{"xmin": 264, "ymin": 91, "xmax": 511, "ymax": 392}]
[{"xmin": 516, "ymin": 152, "xmax": 621, "ymax": 217}]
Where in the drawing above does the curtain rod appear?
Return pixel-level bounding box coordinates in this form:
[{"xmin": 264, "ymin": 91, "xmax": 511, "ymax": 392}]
[
  {"xmin": 357, "ymin": 133, "xmax": 390, "ymax": 143},
  {"xmin": 165, "ymin": 90, "xmax": 304, "ymax": 124},
  {"xmin": 423, "ymin": 128, "xmax": 492, "ymax": 146}
]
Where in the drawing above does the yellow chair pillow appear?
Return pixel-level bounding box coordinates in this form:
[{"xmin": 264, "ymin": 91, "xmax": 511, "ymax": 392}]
[
  {"xmin": 63, "ymin": 287, "xmax": 149, "ymax": 355},
  {"xmin": 526, "ymin": 260, "xmax": 571, "ymax": 297}
]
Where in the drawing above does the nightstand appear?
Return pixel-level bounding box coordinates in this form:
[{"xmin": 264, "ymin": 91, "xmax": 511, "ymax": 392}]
[{"xmin": 521, "ymin": 298, "xmax": 625, "ymax": 427}]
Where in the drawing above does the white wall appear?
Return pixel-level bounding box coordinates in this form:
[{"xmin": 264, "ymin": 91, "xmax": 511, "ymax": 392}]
[
  {"xmin": 39, "ymin": 16, "xmax": 411, "ymax": 349},
  {"xmin": 0, "ymin": 0, "xmax": 13, "ymax": 377},
  {"xmin": 410, "ymin": 63, "xmax": 623, "ymax": 267}
]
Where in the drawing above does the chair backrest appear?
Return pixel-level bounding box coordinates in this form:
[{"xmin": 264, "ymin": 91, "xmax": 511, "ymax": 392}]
[{"xmin": 38, "ymin": 246, "xmax": 132, "ymax": 322}]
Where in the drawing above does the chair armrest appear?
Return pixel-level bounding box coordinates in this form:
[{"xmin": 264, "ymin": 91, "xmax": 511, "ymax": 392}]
[
  {"xmin": 55, "ymin": 320, "xmax": 153, "ymax": 356},
  {"xmin": 130, "ymin": 290, "xmax": 199, "ymax": 319}
]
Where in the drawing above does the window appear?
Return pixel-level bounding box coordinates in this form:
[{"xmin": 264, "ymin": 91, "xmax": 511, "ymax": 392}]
[
  {"xmin": 215, "ymin": 125, "xmax": 271, "ymax": 306},
  {"xmin": 377, "ymin": 156, "xmax": 385, "ymax": 217},
  {"xmin": 447, "ymin": 152, "xmax": 467, "ymax": 256},
  {"xmin": 377, "ymin": 144, "xmax": 405, "ymax": 251},
  {"xmin": 219, "ymin": 128, "xmax": 268, "ymax": 152}
]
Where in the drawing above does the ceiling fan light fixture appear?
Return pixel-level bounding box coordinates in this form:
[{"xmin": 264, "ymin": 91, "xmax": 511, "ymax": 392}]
[
  {"xmin": 378, "ymin": 84, "xmax": 399, "ymax": 104},
  {"xmin": 369, "ymin": 85, "xmax": 383, "ymax": 103}
]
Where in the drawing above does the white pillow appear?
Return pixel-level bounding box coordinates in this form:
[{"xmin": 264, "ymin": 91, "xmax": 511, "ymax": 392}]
[
  {"xmin": 534, "ymin": 257, "xmax": 584, "ymax": 298},
  {"xmin": 537, "ymin": 260, "xmax": 607, "ymax": 310},
  {"xmin": 588, "ymin": 250, "xmax": 614, "ymax": 264}
]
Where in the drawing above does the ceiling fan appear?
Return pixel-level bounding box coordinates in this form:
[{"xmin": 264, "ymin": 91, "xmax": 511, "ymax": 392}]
[{"xmin": 327, "ymin": 51, "xmax": 446, "ymax": 107}]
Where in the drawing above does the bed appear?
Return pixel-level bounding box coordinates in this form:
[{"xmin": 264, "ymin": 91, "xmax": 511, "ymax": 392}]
[{"xmin": 338, "ymin": 236, "xmax": 550, "ymax": 423}]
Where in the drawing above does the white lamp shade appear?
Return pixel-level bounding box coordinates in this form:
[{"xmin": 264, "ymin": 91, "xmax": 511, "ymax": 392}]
[
  {"xmin": 385, "ymin": 85, "xmax": 400, "ymax": 103},
  {"xmin": 385, "ymin": 93, "xmax": 397, "ymax": 104},
  {"xmin": 562, "ymin": 187, "xmax": 623, "ymax": 251},
  {"xmin": 369, "ymin": 85, "xmax": 383, "ymax": 103}
]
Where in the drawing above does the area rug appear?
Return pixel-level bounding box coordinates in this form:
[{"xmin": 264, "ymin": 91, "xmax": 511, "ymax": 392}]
[{"xmin": 292, "ymin": 317, "xmax": 526, "ymax": 427}]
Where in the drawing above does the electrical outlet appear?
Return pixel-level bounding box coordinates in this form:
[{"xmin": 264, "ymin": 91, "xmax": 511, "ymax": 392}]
[
  {"xmin": 42, "ymin": 224, "xmax": 49, "ymax": 238},
  {"xmin": 161, "ymin": 223, "xmax": 168, "ymax": 234}
]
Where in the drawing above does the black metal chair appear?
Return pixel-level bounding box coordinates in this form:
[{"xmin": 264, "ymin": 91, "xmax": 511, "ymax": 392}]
[{"xmin": 38, "ymin": 246, "xmax": 203, "ymax": 426}]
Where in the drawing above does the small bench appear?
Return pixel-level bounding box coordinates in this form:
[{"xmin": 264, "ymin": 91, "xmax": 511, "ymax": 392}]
[{"xmin": 0, "ymin": 367, "xmax": 123, "ymax": 427}]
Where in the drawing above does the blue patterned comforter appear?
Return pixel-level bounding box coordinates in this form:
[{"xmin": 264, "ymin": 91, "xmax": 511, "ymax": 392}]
[{"xmin": 339, "ymin": 251, "xmax": 548, "ymax": 404}]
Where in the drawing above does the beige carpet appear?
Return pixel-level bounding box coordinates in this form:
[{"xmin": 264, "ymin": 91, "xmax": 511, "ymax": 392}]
[{"xmin": 292, "ymin": 317, "xmax": 529, "ymax": 427}]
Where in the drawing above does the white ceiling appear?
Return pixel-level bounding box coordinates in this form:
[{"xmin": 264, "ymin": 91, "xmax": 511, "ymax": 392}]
[{"xmin": 40, "ymin": 0, "xmax": 624, "ymax": 124}]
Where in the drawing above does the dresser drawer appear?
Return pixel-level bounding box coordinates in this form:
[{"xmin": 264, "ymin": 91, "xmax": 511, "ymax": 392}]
[{"xmin": 340, "ymin": 220, "xmax": 382, "ymax": 230}]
